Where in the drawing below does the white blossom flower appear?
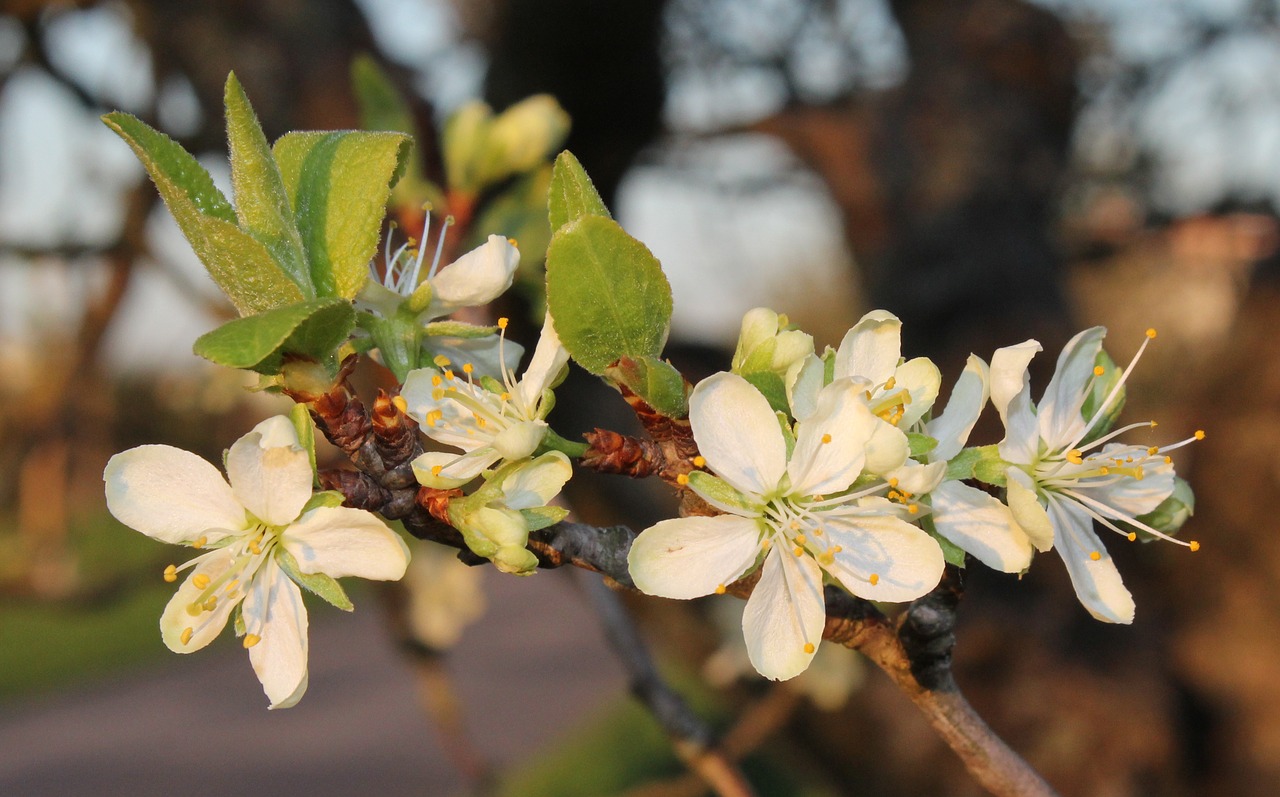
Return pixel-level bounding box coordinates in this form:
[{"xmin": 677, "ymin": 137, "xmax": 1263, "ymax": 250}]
[
  {"xmin": 104, "ymin": 416, "xmax": 411, "ymax": 708},
  {"xmin": 992, "ymin": 327, "xmax": 1202, "ymax": 623},
  {"xmin": 627, "ymin": 372, "xmax": 945, "ymax": 681},
  {"xmin": 402, "ymin": 316, "xmax": 569, "ymax": 486}
]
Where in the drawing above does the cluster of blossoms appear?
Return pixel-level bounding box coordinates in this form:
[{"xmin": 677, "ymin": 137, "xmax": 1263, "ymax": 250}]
[{"xmin": 628, "ymin": 309, "xmax": 1199, "ymax": 680}]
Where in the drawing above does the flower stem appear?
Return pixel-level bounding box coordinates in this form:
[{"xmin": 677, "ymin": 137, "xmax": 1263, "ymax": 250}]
[{"xmin": 539, "ymin": 428, "xmax": 589, "ymax": 458}]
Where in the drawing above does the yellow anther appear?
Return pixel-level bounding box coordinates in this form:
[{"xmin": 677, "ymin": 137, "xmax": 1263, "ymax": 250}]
[
  {"xmin": 1089, "ymin": 551, "xmax": 1101, "ymax": 561},
  {"xmin": 907, "ymin": 504, "xmax": 919, "ymax": 515},
  {"xmin": 803, "ymin": 643, "xmax": 816, "ymax": 654},
  {"xmin": 507, "ymin": 237, "xmax": 518, "ymax": 247},
  {"xmin": 463, "ymin": 363, "xmax": 474, "ymax": 374},
  {"xmin": 676, "ymin": 473, "xmax": 689, "ymax": 486},
  {"xmin": 1127, "ymin": 532, "xmax": 1137, "ymax": 542},
  {"xmin": 192, "ymin": 536, "xmax": 207, "ymax": 549},
  {"xmin": 225, "ymin": 579, "xmax": 239, "ymax": 593},
  {"xmin": 1146, "ymin": 328, "xmax": 1157, "ymax": 339},
  {"xmin": 1164, "ymin": 456, "xmax": 1172, "ymax": 464},
  {"xmin": 243, "ymin": 634, "xmax": 262, "ymax": 649},
  {"xmin": 812, "ymin": 528, "xmax": 822, "ymax": 536},
  {"xmin": 821, "ymin": 433, "xmax": 832, "ymax": 444},
  {"xmin": 715, "ymin": 584, "xmax": 726, "ymax": 595},
  {"xmin": 433, "ymin": 354, "xmax": 451, "ymax": 367},
  {"xmin": 163, "ymin": 564, "xmax": 177, "ymax": 583},
  {"xmin": 793, "ymin": 546, "xmax": 804, "ymax": 557},
  {"xmin": 392, "ymin": 395, "xmax": 408, "ymax": 414},
  {"xmin": 794, "ymin": 534, "xmax": 807, "ymax": 546},
  {"xmin": 693, "ymin": 456, "xmax": 706, "ymax": 468},
  {"xmin": 431, "ymin": 465, "xmax": 443, "ymax": 477},
  {"xmin": 476, "ymin": 416, "xmax": 487, "ymax": 428},
  {"xmin": 1067, "ymin": 449, "xmax": 1083, "ymax": 464},
  {"xmin": 864, "ymin": 390, "xmax": 873, "ymax": 401},
  {"xmin": 498, "ymin": 317, "xmax": 509, "ymax": 329},
  {"xmin": 192, "ymin": 574, "xmax": 211, "ymax": 590},
  {"xmin": 818, "ymin": 551, "xmax": 835, "ymax": 565},
  {"xmin": 249, "ymin": 540, "xmax": 262, "ymax": 555},
  {"xmin": 431, "ymin": 374, "xmax": 443, "ymax": 387},
  {"xmin": 887, "ymin": 490, "xmax": 902, "ymax": 502},
  {"xmin": 869, "ymin": 573, "xmax": 880, "ymax": 586},
  {"xmin": 1093, "ymin": 365, "xmax": 1105, "ymax": 376},
  {"xmin": 1189, "ymin": 540, "xmax": 1201, "ymax": 552},
  {"xmin": 500, "ymin": 392, "xmax": 511, "ymax": 401},
  {"xmin": 1148, "ymin": 446, "xmax": 1159, "ymax": 455},
  {"xmin": 1194, "ymin": 429, "xmax": 1206, "ymax": 440},
  {"xmin": 1100, "ymin": 466, "xmax": 1110, "ymax": 475},
  {"xmin": 1135, "ymin": 467, "xmax": 1145, "ymax": 480},
  {"xmin": 761, "ymin": 539, "xmax": 772, "ymax": 550},
  {"xmin": 1150, "ymin": 420, "xmax": 1159, "ymax": 428},
  {"xmin": 180, "ymin": 627, "xmax": 194, "ymax": 645},
  {"xmin": 888, "ymin": 478, "xmax": 899, "ymax": 488},
  {"xmin": 832, "ymin": 545, "xmax": 843, "ymax": 554},
  {"xmin": 884, "ymin": 376, "xmax": 896, "ymax": 390},
  {"xmin": 444, "ymin": 369, "xmax": 455, "ymax": 381}
]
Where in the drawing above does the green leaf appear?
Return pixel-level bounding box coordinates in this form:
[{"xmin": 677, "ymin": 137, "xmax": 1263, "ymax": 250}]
[
  {"xmin": 520, "ymin": 506, "xmax": 569, "ymax": 532},
  {"xmin": 545, "ymin": 215, "xmax": 672, "ymax": 375},
  {"xmin": 423, "ymin": 320, "xmax": 499, "ymax": 339},
  {"xmin": 350, "ymin": 54, "xmax": 440, "ymax": 207},
  {"xmin": 102, "ymin": 112, "xmax": 304, "ymax": 315},
  {"xmin": 275, "ymin": 548, "xmax": 354, "ymax": 611},
  {"xmin": 687, "ymin": 472, "xmax": 761, "ymax": 514},
  {"xmin": 300, "ymin": 490, "xmax": 346, "ymax": 514},
  {"xmin": 224, "ymin": 74, "xmax": 312, "ymax": 296},
  {"xmin": 273, "ymin": 130, "xmax": 411, "ymax": 299},
  {"xmin": 741, "ymin": 370, "xmax": 788, "ymax": 414},
  {"xmin": 604, "ymin": 356, "xmax": 688, "ymax": 418},
  {"xmin": 193, "ymin": 298, "xmax": 356, "ymax": 375},
  {"xmin": 548, "ymin": 151, "xmax": 611, "ymax": 233},
  {"xmin": 907, "ymin": 433, "xmax": 939, "ymax": 459}
]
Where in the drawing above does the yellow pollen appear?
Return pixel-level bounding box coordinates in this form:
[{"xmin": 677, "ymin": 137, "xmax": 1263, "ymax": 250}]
[
  {"xmin": 1127, "ymin": 532, "xmax": 1137, "ymax": 542},
  {"xmin": 869, "ymin": 573, "xmax": 880, "ymax": 586},
  {"xmin": 463, "ymin": 363, "xmax": 474, "ymax": 374},
  {"xmin": 812, "ymin": 528, "xmax": 823, "ymax": 536},
  {"xmin": 803, "ymin": 642, "xmax": 816, "ymax": 654},
  {"xmin": 497, "ymin": 317, "xmax": 509, "ymax": 329},
  {"xmin": 243, "ymin": 633, "xmax": 262, "ymax": 648},
  {"xmin": 1146, "ymin": 328, "xmax": 1157, "ymax": 339},
  {"xmin": 192, "ymin": 574, "xmax": 211, "ymax": 590},
  {"xmin": 1089, "ymin": 551, "xmax": 1101, "ymax": 561},
  {"xmin": 1067, "ymin": 449, "xmax": 1083, "ymax": 464},
  {"xmin": 761, "ymin": 539, "xmax": 772, "ymax": 550},
  {"xmin": 431, "ymin": 465, "xmax": 443, "ymax": 476},
  {"xmin": 715, "ymin": 584, "xmax": 726, "ymax": 595},
  {"xmin": 433, "ymin": 355, "xmax": 451, "ymax": 367},
  {"xmin": 821, "ymin": 433, "xmax": 832, "ymax": 444},
  {"xmin": 793, "ymin": 546, "xmax": 804, "ymax": 557},
  {"xmin": 1135, "ymin": 467, "xmax": 1145, "ymax": 480},
  {"xmin": 795, "ymin": 534, "xmax": 807, "ymax": 545},
  {"xmin": 1189, "ymin": 540, "xmax": 1201, "ymax": 552},
  {"xmin": 444, "ymin": 369, "xmax": 455, "ymax": 381},
  {"xmin": 432, "ymin": 389, "xmax": 445, "ymax": 402},
  {"xmin": 1164, "ymin": 456, "xmax": 1172, "ymax": 464},
  {"xmin": 1150, "ymin": 420, "xmax": 1159, "ymax": 428},
  {"xmin": 163, "ymin": 565, "xmax": 177, "ymax": 583},
  {"xmin": 426, "ymin": 410, "xmax": 443, "ymax": 427},
  {"xmin": 1195, "ymin": 429, "xmax": 1206, "ymax": 440},
  {"xmin": 676, "ymin": 473, "xmax": 689, "ymax": 486},
  {"xmin": 500, "ymin": 392, "xmax": 511, "ymax": 401},
  {"xmin": 431, "ymin": 375, "xmax": 442, "ymax": 387},
  {"xmin": 249, "ymin": 540, "xmax": 262, "ymax": 555},
  {"xmin": 887, "ymin": 490, "xmax": 902, "ymax": 502},
  {"xmin": 908, "ymin": 504, "xmax": 919, "ymax": 514},
  {"xmin": 180, "ymin": 627, "xmax": 194, "ymax": 645},
  {"xmin": 392, "ymin": 395, "xmax": 408, "ymax": 414},
  {"xmin": 1093, "ymin": 365, "xmax": 1105, "ymax": 376},
  {"xmin": 1100, "ymin": 466, "xmax": 1110, "ymax": 475},
  {"xmin": 225, "ymin": 579, "xmax": 239, "ymax": 593},
  {"xmin": 476, "ymin": 416, "xmax": 487, "ymax": 428},
  {"xmin": 864, "ymin": 390, "xmax": 873, "ymax": 401},
  {"xmin": 693, "ymin": 456, "xmax": 706, "ymax": 468},
  {"xmin": 507, "ymin": 237, "xmax": 518, "ymax": 247},
  {"xmin": 192, "ymin": 536, "xmax": 207, "ymax": 549},
  {"xmin": 832, "ymin": 546, "xmax": 843, "ymax": 554},
  {"xmin": 888, "ymin": 478, "xmax": 899, "ymax": 488},
  {"xmin": 1148, "ymin": 446, "xmax": 1159, "ymax": 455},
  {"xmin": 818, "ymin": 552, "xmax": 835, "ymax": 565},
  {"xmin": 884, "ymin": 377, "xmax": 897, "ymax": 391}
]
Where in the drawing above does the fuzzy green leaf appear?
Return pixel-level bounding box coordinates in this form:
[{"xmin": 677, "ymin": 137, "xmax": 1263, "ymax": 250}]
[
  {"xmin": 687, "ymin": 472, "xmax": 761, "ymax": 514},
  {"xmin": 290, "ymin": 403, "xmax": 318, "ymax": 484},
  {"xmin": 273, "ymin": 130, "xmax": 411, "ymax": 300},
  {"xmin": 907, "ymin": 433, "xmax": 939, "ymax": 459},
  {"xmin": 545, "ymin": 215, "xmax": 672, "ymax": 375},
  {"xmin": 604, "ymin": 356, "xmax": 688, "ymax": 418},
  {"xmin": 102, "ymin": 112, "xmax": 304, "ymax": 314},
  {"xmin": 548, "ymin": 151, "xmax": 611, "ymax": 233},
  {"xmin": 193, "ymin": 298, "xmax": 356, "ymax": 375},
  {"xmin": 275, "ymin": 548, "xmax": 354, "ymax": 612}
]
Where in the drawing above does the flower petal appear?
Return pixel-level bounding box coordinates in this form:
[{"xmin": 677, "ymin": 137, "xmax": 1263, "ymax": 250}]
[
  {"xmin": 834, "ymin": 309, "xmax": 901, "ymax": 386},
  {"xmin": 821, "ymin": 515, "xmax": 945, "ymax": 602},
  {"xmin": 1075, "ymin": 445, "xmax": 1176, "ymax": 517},
  {"xmin": 1005, "ymin": 467, "xmax": 1055, "ymax": 551},
  {"xmin": 742, "ymin": 547, "xmax": 826, "ymax": 680},
  {"xmin": 244, "ymin": 562, "xmax": 311, "ymax": 708},
  {"xmin": 690, "ymin": 373, "xmax": 787, "ymax": 496},
  {"xmin": 426, "ymin": 235, "xmax": 519, "ymax": 317},
  {"xmin": 788, "ymin": 379, "xmax": 877, "ymax": 496},
  {"xmin": 930, "ymin": 480, "xmax": 1033, "ymax": 573},
  {"xmin": 500, "ymin": 451, "xmax": 573, "ymax": 509},
  {"xmin": 1038, "ymin": 327, "xmax": 1106, "ymax": 448},
  {"xmin": 628, "ymin": 515, "xmax": 763, "ymax": 599},
  {"xmin": 989, "ymin": 339, "xmax": 1041, "ymax": 424},
  {"xmin": 1046, "ymin": 495, "xmax": 1135, "ymax": 624},
  {"xmin": 281, "ymin": 507, "xmax": 411, "ymax": 580},
  {"xmin": 862, "ymin": 419, "xmax": 909, "ymax": 476},
  {"xmin": 159, "ymin": 547, "xmax": 243, "ymax": 652},
  {"xmin": 926, "ymin": 354, "xmax": 990, "ymax": 462},
  {"xmin": 226, "ymin": 416, "xmax": 312, "ymax": 527},
  {"xmin": 411, "ymin": 451, "xmax": 475, "ymax": 489},
  {"xmin": 786, "ymin": 353, "xmax": 825, "ymax": 421},
  {"xmin": 892, "ymin": 357, "xmax": 941, "ymax": 428},
  {"xmin": 428, "ymin": 334, "xmax": 524, "ymax": 381},
  {"xmin": 105, "ymin": 445, "xmax": 246, "ymax": 545},
  {"xmin": 997, "ymin": 385, "xmax": 1040, "ymax": 466},
  {"xmin": 887, "ymin": 460, "xmax": 946, "ymax": 496},
  {"xmin": 516, "ymin": 315, "xmax": 570, "ymax": 411}
]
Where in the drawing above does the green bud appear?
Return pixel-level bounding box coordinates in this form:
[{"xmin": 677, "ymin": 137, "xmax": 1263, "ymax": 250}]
[
  {"xmin": 442, "ymin": 101, "xmax": 493, "ymax": 194},
  {"xmin": 493, "ymin": 545, "xmax": 539, "ymax": 576},
  {"xmin": 476, "ymin": 95, "xmax": 570, "ymax": 187},
  {"xmin": 1132, "ymin": 477, "xmax": 1195, "ymax": 539}
]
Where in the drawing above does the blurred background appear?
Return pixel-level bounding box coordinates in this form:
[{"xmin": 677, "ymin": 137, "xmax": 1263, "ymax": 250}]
[{"xmin": 1, "ymin": 0, "xmax": 1279, "ymax": 794}]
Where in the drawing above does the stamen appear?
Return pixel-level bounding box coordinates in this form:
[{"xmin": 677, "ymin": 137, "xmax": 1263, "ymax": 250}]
[
  {"xmin": 821, "ymin": 433, "xmax": 832, "ymax": 444},
  {"xmin": 431, "ymin": 465, "xmax": 443, "ymax": 477},
  {"xmin": 498, "ymin": 317, "xmax": 509, "ymax": 329},
  {"xmin": 463, "ymin": 363, "xmax": 474, "ymax": 375},
  {"xmin": 163, "ymin": 564, "xmax": 177, "ymax": 583},
  {"xmin": 192, "ymin": 536, "xmax": 207, "ymax": 549},
  {"xmin": 676, "ymin": 473, "xmax": 689, "ymax": 486},
  {"xmin": 1127, "ymin": 532, "xmax": 1137, "ymax": 542},
  {"xmin": 693, "ymin": 456, "xmax": 706, "ymax": 468},
  {"xmin": 1089, "ymin": 551, "xmax": 1101, "ymax": 561},
  {"xmin": 803, "ymin": 642, "xmax": 815, "ymax": 654},
  {"xmin": 243, "ymin": 634, "xmax": 262, "ymax": 648},
  {"xmin": 1189, "ymin": 540, "xmax": 1201, "ymax": 552},
  {"xmin": 792, "ymin": 546, "xmax": 804, "ymax": 557},
  {"xmin": 392, "ymin": 395, "xmax": 408, "ymax": 414},
  {"xmin": 794, "ymin": 534, "xmax": 807, "ymax": 545},
  {"xmin": 431, "ymin": 375, "xmax": 443, "ymax": 387},
  {"xmin": 1195, "ymin": 429, "xmax": 1206, "ymax": 440},
  {"xmin": 180, "ymin": 627, "xmax": 194, "ymax": 645},
  {"xmin": 192, "ymin": 574, "xmax": 211, "ymax": 590},
  {"xmin": 433, "ymin": 355, "xmax": 451, "ymax": 368},
  {"xmin": 715, "ymin": 584, "xmax": 726, "ymax": 595},
  {"xmin": 1146, "ymin": 328, "xmax": 1157, "ymax": 339},
  {"xmin": 869, "ymin": 573, "xmax": 880, "ymax": 585}
]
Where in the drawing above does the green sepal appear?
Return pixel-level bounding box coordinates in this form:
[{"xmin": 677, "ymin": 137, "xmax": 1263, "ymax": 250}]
[
  {"xmin": 274, "ymin": 547, "xmax": 355, "ymax": 611},
  {"xmin": 741, "ymin": 370, "xmax": 789, "ymax": 415},
  {"xmin": 545, "ymin": 215, "xmax": 672, "ymax": 375},
  {"xmin": 424, "ymin": 320, "xmax": 500, "ymax": 339},
  {"xmin": 272, "ymin": 130, "xmax": 411, "ymax": 299},
  {"xmin": 1080, "ymin": 349, "xmax": 1126, "ymax": 446},
  {"xmin": 538, "ymin": 428, "xmax": 589, "ymax": 458},
  {"xmin": 946, "ymin": 445, "xmax": 1003, "ymax": 483},
  {"xmin": 358, "ymin": 310, "xmax": 421, "ymax": 383},
  {"xmin": 604, "ymin": 356, "xmax": 689, "ymax": 418},
  {"xmin": 548, "ymin": 150, "xmax": 611, "ymax": 233},
  {"xmin": 1131, "ymin": 477, "xmax": 1195, "ymax": 539},
  {"xmin": 233, "ymin": 604, "xmax": 246, "ymax": 637},
  {"xmin": 776, "ymin": 411, "xmax": 797, "ymax": 461},
  {"xmin": 907, "ymin": 433, "xmax": 939, "ymax": 460},
  {"xmin": 920, "ymin": 513, "xmax": 967, "ymax": 568},
  {"xmin": 300, "ymin": 490, "xmax": 346, "ymax": 514},
  {"xmin": 972, "ymin": 449, "xmax": 1010, "ymax": 487},
  {"xmin": 290, "ymin": 403, "xmax": 318, "ymax": 483},
  {"xmin": 224, "ymin": 73, "xmax": 313, "ymax": 297},
  {"xmin": 688, "ymin": 472, "xmax": 761, "ymax": 514},
  {"xmin": 101, "ymin": 112, "xmax": 304, "ymax": 315},
  {"xmin": 193, "ymin": 297, "xmax": 356, "ymax": 375},
  {"xmin": 520, "ymin": 506, "xmax": 569, "ymax": 532}
]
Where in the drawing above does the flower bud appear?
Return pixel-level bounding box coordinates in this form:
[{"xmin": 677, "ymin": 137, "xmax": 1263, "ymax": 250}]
[
  {"xmin": 476, "ymin": 95, "xmax": 570, "ymax": 187},
  {"xmin": 442, "ymin": 101, "xmax": 493, "ymax": 194},
  {"xmin": 491, "ymin": 419, "xmax": 547, "ymax": 460},
  {"xmin": 1133, "ymin": 477, "xmax": 1195, "ymax": 538},
  {"xmin": 492, "ymin": 545, "xmax": 539, "ymax": 576}
]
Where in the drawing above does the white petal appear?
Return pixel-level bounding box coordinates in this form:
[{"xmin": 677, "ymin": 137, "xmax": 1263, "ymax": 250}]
[
  {"xmin": 500, "ymin": 451, "xmax": 572, "ymax": 509},
  {"xmin": 786, "ymin": 353, "xmax": 825, "ymax": 421},
  {"xmin": 1076, "ymin": 444, "xmax": 1175, "ymax": 517},
  {"xmin": 862, "ymin": 419, "xmax": 909, "ymax": 476},
  {"xmin": 821, "ymin": 515, "xmax": 945, "ymax": 603},
  {"xmin": 105, "ymin": 445, "xmax": 246, "ymax": 546},
  {"xmin": 515, "ymin": 315, "xmax": 570, "ymax": 411},
  {"xmin": 226, "ymin": 416, "xmax": 312, "ymax": 527},
  {"xmin": 926, "ymin": 354, "xmax": 990, "ymax": 462},
  {"xmin": 887, "ymin": 460, "xmax": 946, "ymax": 496},
  {"xmin": 1038, "ymin": 327, "xmax": 1106, "ymax": 448},
  {"xmin": 742, "ymin": 547, "xmax": 826, "ymax": 680},
  {"xmin": 1005, "ymin": 467, "xmax": 1055, "ymax": 552},
  {"xmin": 490, "ymin": 419, "xmax": 547, "ymax": 460},
  {"xmin": 159, "ymin": 547, "xmax": 243, "ymax": 652},
  {"xmin": 931, "ymin": 480, "xmax": 1033, "ymax": 573},
  {"xmin": 834, "ymin": 309, "xmax": 901, "ymax": 385},
  {"xmin": 281, "ymin": 507, "xmax": 411, "ymax": 580},
  {"xmin": 426, "ymin": 235, "xmax": 519, "ymax": 317},
  {"xmin": 690, "ymin": 373, "xmax": 787, "ymax": 496},
  {"xmin": 434, "ymin": 446, "xmax": 503, "ymax": 483},
  {"xmin": 787, "ymin": 380, "xmax": 876, "ymax": 496},
  {"xmin": 1046, "ymin": 496, "xmax": 1135, "ymax": 624},
  {"xmin": 772, "ymin": 329, "xmax": 815, "ymax": 371},
  {"xmin": 428, "ymin": 334, "xmax": 524, "ymax": 381},
  {"xmin": 997, "ymin": 385, "xmax": 1040, "ymax": 466},
  {"xmin": 892, "ymin": 357, "xmax": 941, "ymax": 428},
  {"xmin": 411, "ymin": 451, "xmax": 474, "ymax": 489},
  {"xmin": 628, "ymin": 515, "xmax": 763, "ymax": 599},
  {"xmin": 244, "ymin": 563, "xmax": 311, "ymax": 708},
  {"xmin": 989, "ymin": 339, "xmax": 1041, "ymax": 424}
]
